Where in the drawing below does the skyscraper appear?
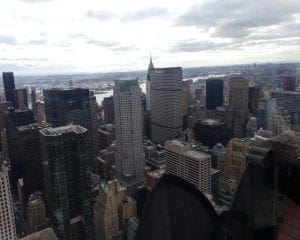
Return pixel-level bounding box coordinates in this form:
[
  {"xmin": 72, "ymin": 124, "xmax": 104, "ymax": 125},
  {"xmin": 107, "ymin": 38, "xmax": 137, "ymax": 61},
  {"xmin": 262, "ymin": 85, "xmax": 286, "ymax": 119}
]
[
  {"xmin": 114, "ymin": 79, "xmax": 145, "ymax": 193},
  {"xmin": 0, "ymin": 156, "xmax": 17, "ymax": 240},
  {"xmin": 228, "ymin": 75, "xmax": 249, "ymax": 137},
  {"xmin": 2, "ymin": 72, "xmax": 18, "ymax": 108},
  {"xmin": 150, "ymin": 66, "xmax": 183, "ymax": 144},
  {"xmin": 40, "ymin": 125, "xmax": 94, "ymax": 240},
  {"xmin": 146, "ymin": 56, "xmax": 154, "ymax": 111},
  {"xmin": 43, "ymin": 88, "xmax": 95, "ymax": 164},
  {"xmin": 102, "ymin": 96, "xmax": 114, "ymax": 124},
  {"xmin": 248, "ymin": 85, "xmax": 263, "ymax": 116},
  {"xmin": 206, "ymin": 78, "xmax": 224, "ymax": 110},
  {"xmin": 282, "ymin": 75, "xmax": 296, "ymax": 91},
  {"xmin": 15, "ymin": 88, "xmax": 28, "ymax": 109}
]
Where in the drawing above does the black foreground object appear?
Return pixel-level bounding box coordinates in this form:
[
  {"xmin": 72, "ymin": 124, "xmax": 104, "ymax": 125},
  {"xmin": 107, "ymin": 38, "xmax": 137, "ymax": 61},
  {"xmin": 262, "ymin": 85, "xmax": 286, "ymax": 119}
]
[
  {"xmin": 135, "ymin": 174, "xmax": 253, "ymax": 240},
  {"xmin": 136, "ymin": 132, "xmax": 300, "ymax": 240}
]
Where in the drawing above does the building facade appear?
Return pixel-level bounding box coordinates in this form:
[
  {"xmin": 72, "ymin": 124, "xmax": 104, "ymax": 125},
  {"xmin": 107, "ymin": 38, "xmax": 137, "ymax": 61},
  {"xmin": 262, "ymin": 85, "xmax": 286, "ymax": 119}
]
[
  {"xmin": 228, "ymin": 75, "xmax": 249, "ymax": 137},
  {"xmin": 40, "ymin": 125, "xmax": 94, "ymax": 240},
  {"xmin": 114, "ymin": 80, "xmax": 145, "ymax": 193},
  {"xmin": 102, "ymin": 96, "xmax": 114, "ymax": 124},
  {"xmin": 165, "ymin": 140, "xmax": 211, "ymax": 193},
  {"xmin": 16, "ymin": 88, "xmax": 28, "ymax": 109},
  {"xmin": 0, "ymin": 157, "xmax": 17, "ymax": 240},
  {"xmin": 206, "ymin": 78, "xmax": 224, "ymax": 110},
  {"xmin": 2, "ymin": 72, "xmax": 18, "ymax": 108},
  {"xmin": 150, "ymin": 67, "xmax": 183, "ymax": 144}
]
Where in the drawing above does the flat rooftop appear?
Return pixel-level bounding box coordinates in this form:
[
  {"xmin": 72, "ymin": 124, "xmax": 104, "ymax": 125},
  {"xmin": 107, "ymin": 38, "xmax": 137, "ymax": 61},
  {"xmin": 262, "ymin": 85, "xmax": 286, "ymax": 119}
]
[
  {"xmin": 40, "ymin": 125, "xmax": 87, "ymax": 136},
  {"xmin": 20, "ymin": 228, "xmax": 58, "ymax": 240}
]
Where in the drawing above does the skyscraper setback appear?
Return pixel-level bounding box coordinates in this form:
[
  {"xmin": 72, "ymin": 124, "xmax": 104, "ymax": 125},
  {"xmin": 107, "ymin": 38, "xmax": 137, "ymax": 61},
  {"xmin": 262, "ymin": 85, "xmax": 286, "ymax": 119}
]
[
  {"xmin": 2, "ymin": 72, "xmax": 18, "ymax": 108},
  {"xmin": 114, "ymin": 79, "xmax": 145, "ymax": 194},
  {"xmin": 150, "ymin": 65, "xmax": 183, "ymax": 144},
  {"xmin": 40, "ymin": 125, "xmax": 94, "ymax": 240},
  {"xmin": 43, "ymin": 88, "xmax": 96, "ymax": 164}
]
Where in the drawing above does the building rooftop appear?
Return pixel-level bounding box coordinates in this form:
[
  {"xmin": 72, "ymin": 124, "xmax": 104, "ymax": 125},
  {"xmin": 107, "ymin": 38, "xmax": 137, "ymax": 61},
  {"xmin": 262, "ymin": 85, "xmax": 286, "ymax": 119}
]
[
  {"xmin": 185, "ymin": 149, "xmax": 210, "ymax": 160},
  {"xmin": 20, "ymin": 228, "xmax": 58, "ymax": 240},
  {"xmin": 39, "ymin": 125, "xmax": 87, "ymax": 136}
]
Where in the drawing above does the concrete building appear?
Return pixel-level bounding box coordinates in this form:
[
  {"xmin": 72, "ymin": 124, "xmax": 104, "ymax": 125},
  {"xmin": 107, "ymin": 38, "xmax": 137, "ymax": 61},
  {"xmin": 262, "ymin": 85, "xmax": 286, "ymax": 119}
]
[
  {"xmin": 95, "ymin": 148, "xmax": 115, "ymax": 182},
  {"xmin": 114, "ymin": 80, "xmax": 145, "ymax": 194},
  {"xmin": 257, "ymin": 98, "xmax": 277, "ymax": 131},
  {"xmin": 26, "ymin": 191, "xmax": 47, "ymax": 233},
  {"xmin": 16, "ymin": 88, "xmax": 28, "ymax": 109},
  {"xmin": 206, "ymin": 78, "xmax": 224, "ymax": 110},
  {"xmin": 212, "ymin": 143, "xmax": 226, "ymax": 169},
  {"xmin": 0, "ymin": 156, "xmax": 17, "ymax": 240},
  {"xmin": 228, "ymin": 75, "xmax": 249, "ymax": 137},
  {"xmin": 94, "ymin": 180, "xmax": 136, "ymax": 240},
  {"xmin": 150, "ymin": 66, "xmax": 183, "ymax": 144},
  {"xmin": 165, "ymin": 140, "xmax": 211, "ymax": 193},
  {"xmin": 282, "ymin": 75, "xmax": 296, "ymax": 91},
  {"xmin": 2, "ymin": 72, "xmax": 18, "ymax": 108},
  {"xmin": 221, "ymin": 138, "xmax": 250, "ymax": 182},
  {"xmin": 34, "ymin": 102, "xmax": 45, "ymax": 124},
  {"xmin": 97, "ymin": 124, "xmax": 115, "ymax": 150},
  {"xmin": 40, "ymin": 125, "xmax": 94, "ymax": 240}
]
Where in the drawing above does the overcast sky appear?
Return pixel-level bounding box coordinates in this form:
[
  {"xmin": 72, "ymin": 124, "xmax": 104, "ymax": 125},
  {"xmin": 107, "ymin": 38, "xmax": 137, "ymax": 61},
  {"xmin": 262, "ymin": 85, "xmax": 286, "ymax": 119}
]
[{"xmin": 0, "ymin": 0, "xmax": 299, "ymax": 74}]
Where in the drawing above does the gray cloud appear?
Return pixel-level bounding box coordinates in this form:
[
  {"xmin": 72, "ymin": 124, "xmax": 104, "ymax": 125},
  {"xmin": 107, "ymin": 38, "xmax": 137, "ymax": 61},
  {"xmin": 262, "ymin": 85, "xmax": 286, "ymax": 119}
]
[
  {"xmin": 85, "ymin": 10, "xmax": 115, "ymax": 21},
  {"xmin": 177, "ymin": 0, "xmax": 300, "ymax": 38},
  {"xmin": 170, "ymin": 39, "xmax": 228, "ymax": 52},
  {"xmin": 111, "ymin": 45, "xmax": 139, "ymax": 52},
  {"xmin": 28, "ymin": 39, "xmax": 47, "ymax": 45},
  {"xmin": 18, "ymin": 0, "xmax": 56, "ymax": 2},
  {"xmin": 53, "ymin": 41, "xmax": 70, "ymax": 47},
  {"xmin": 0, "ymin": 35, "xmax": 17, "ymax": 45},
  {"xmin": 86, "ymin": 38, "xmax": 119, "ymax": 47},
  {"xmin": 121, "ymin": 7, "xmax": 169, "ymax": 21}
]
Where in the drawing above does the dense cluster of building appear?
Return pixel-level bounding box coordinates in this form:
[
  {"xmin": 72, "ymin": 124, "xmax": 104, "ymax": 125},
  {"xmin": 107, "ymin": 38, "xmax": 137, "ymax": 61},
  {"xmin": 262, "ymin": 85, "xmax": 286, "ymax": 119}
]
[{"xmin": 0, "ymin": 60, "xmax": 299, "ymax": 240}]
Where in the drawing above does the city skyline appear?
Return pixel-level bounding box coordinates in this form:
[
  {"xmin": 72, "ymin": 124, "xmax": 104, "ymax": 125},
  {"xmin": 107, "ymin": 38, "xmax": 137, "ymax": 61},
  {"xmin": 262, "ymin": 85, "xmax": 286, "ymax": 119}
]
[{"xmin": 0, "ymin": 0, "xmax": 300, "ymax": 74}]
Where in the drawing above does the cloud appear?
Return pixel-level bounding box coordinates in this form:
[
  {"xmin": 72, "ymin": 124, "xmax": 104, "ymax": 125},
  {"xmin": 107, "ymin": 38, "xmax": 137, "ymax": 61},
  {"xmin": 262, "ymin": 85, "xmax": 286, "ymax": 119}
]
[
  {"xmin": 177, "ymin": 0, "xmax": 300, "ymax": 38},
  {"xmin": 170, "ymin": 39, "xmax": 228, "ymax": 52},
  {"xmin": 0, "ymin": 35, "xmax": 18, "ymax": 45},
  {"xmin": 0, "ymin": 57, "xmax": 49, "ymax": 62},
  {"xmin": 121, "ymin": 7, "xmax": 169, "ymax": 21},
  {"xmin": 17, "ymin": 0, "xmax": 56, "ymax": 2},
  {"xmin": 86, "ymin": 38, "xmax": 119, "ymax": 47},
  {"xmin": 85, "ymin": 10, "xmax": 115, "ymax": 21},
  {"xmin": 28, "ymin": 39, "xmax": 47, "ymax": 45},
  {"xmin": 53, "ymin": 40, "xmax": 70, "ymax": 47},
  {"xmin": 111, "ymin": 45, "xmax": 139, "ymax": 52}
]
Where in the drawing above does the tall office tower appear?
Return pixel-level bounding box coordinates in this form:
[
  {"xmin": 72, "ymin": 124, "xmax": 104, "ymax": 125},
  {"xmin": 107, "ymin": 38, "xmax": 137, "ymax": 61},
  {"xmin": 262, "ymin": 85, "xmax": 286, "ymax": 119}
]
[
  {"xmin": 40, "ymin": 125, "xmax": 94, "ymax": 240},
  {"xmin": 282, "ymin": 75, "xmax": 296, "ymax": 91},
  {"xmin": 16, "ymin": 123, "xmax": 44, "ymax": 203},
  {"xmin": 43, "ymin": 88, "xmax": 95, "ymax": 164},
  {"xmin": 165, "ymin": 140, "xmax": 211, "ymax": 193},
  {"xmin": 146, "ymin": 56, "xmax": 154, "ymax": 111},
  {"xmin": 212, "ymin": 143, "xmax": 226, "ymax": 169},
  {"xmin": 35, "ymin": 102, "xmax": 45, "ymax": 124},
  {"xmin": 228, "ymin": 75, "xmax": 249, "ymax": 137},
  {"xmin": 193, "ymin": 118, "xmax": 233, "ymax": 148},
  {"xmin": 206, "ymin": 78, "xmax": 224, "ymax": 110},
  {"xmin": 271, "ymin": 91, "xmax": 300, "ymax": 130},
  {"xmin": 94, "ymin": 180, "xmax": 137, "ymax": 240},
  {"xmin": 16, "ymin": 88, "xmax": 28, "ymax": 109},
  {"xmin": 221, "ymin": 138, "xmax": 250, "ymax": 182},
  {"xmin": 89, "ymin": 93, "xmax": 99, "ymax": 169},
  {"xmin": 0, "ymin": 102, "xmax": 12, "ymax": 132},
  {"xmin": 4, "ymin": 108, "xmax": 35, "ymax": 185},
  {"xmin": 182, "ymin": 79, "xmax": 193, "ymax": 116},
  {"xmin": 248, "ymin": 85, "xmax": 263, "ymax": 116},
  {"xmin": 102, "ymin": 96, "xmax": 114, "ymax": 124},
  {"xmin": 114, "ymin": 80, "xmax": 145, "ymax": 193},
  {"xmin": 257, "ymin": 98, "xmax": 277, "ymax": 130},
  {"xmin": 30, "ymin": 87, "xmax": 37, "ymax": 110},
  {"xmin": 26, "ymin": 191, "xmax": 47, "ymax": 233},
  {"xmin": 0, "ymin": 156, "xmax": 17, "ymax": 240},
  {"xmin": 150, "ymin": 66, "xmax": 183, "ymax": 144},
  {"xmin": 2, "ymin": 72, "xmax": 18, "ymax": 108}
]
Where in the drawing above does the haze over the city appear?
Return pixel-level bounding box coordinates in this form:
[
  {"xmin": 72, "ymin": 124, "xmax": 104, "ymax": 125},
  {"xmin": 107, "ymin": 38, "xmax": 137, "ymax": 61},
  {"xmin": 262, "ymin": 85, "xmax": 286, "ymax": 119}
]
[{"xmin": 0, "ymin": 0, "xmax": 300, "ymax": 74}]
